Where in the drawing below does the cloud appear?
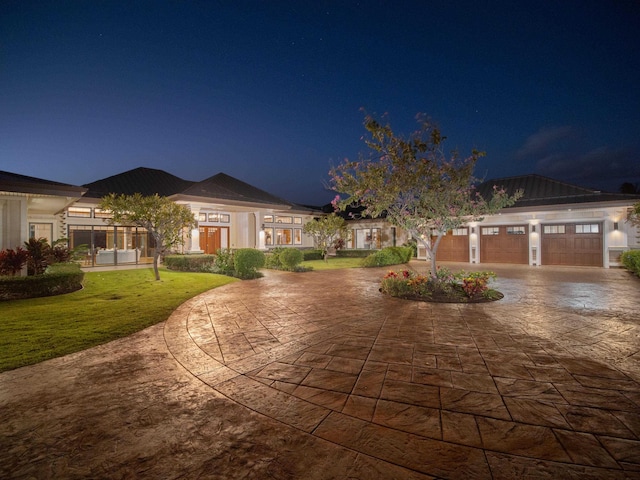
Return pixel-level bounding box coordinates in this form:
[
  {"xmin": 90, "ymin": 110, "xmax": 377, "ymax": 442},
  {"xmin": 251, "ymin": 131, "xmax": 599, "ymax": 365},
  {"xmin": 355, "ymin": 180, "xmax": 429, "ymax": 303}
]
[
  {"xmin": 514, "ymin": 126, "xmax": 640, "ymax": 191},
  {"xmin": 515, "ymin": 126, "xmax": 574, "ymax": 159}
]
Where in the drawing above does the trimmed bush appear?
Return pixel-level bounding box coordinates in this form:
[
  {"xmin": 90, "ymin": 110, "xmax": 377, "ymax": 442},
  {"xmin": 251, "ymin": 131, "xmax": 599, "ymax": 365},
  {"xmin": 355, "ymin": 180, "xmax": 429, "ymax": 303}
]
[
  {"xmin": 279, "ymin": 248, "xmax": 304, "ymax": 270},
  {"xmin": 233, "ymin": 248, "xmax": 265, "ymax": 279},
  {"xmin": 336, "ymin": 249, "xmax": 375, "ymax": 258},
  {"xmin": 0, "ymin": 263, "xmax": 84, "ymax": 301},
  {"xmin": 621, "ymin": 250, "xmax": 640, "ymax": 277},
  {"xmin": 361, "ymin": 247, "xmax": 409, "ymax": 267},
  {"xmin": 264, "ymin": 247, "xmax": 285, "ymax": 269},
  {"xmin": 302, "ymin": 249, "xmax": 323, "ymax": 261},
  {"xmin": 213, "ymin": 249, "xmax": 236, "ymax": 276},
  {"xmin": 164, "ymin": 254, "xmax": 216, "ymax": 272}
]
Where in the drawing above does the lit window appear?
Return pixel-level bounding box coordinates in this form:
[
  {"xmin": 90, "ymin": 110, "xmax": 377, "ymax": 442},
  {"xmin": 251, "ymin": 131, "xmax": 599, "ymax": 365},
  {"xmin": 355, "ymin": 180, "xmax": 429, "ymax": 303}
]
[
  {"xmin": 481, "ymin": 227, "xmax": 500, "ymax": 235},
  {"xmin": 264, "ymin": 215, "xmax": 274, "ymax": 223},
  {"xmin": 208, "ymin": 213, "xmax": 219, "ymax": 222},
  {"xmin": 264, "ymin": 227, "xmax": 274, "ymax": 245},
  {"xmin": 219, "ymin": 214, "xmax": 230, "ymax": 223},
  {"xmin": 275, "ymin": 216, "xmax": 293, "ymax": 224},
  {"xmin": 68, "ymin": 207, "xmax": 92, "ymax": 218},
  {"xmin": 576, "ymin": 224, "xmax": 599, "ymax": 234},
  {"xmin": 276, "ymin": 228, "xmax": 293, "ymax": 244},
  {"xmin": 198, "ymin": 213, "xmax": 206, "ymax": 222},
  {"xmin": 294, "ymin": 229, "xmax": 302, "ymax": 244},
  {"xmin": 93, "ymin": 208, "xmax": 112, "ymax": 219},
  {"xmin": 294, "ymin": 217, "xmax": 302, "ymax": 224},
  {"xmin": 452, "ymin": 228, "xmax": 468, "ymax": 236},
  {"xmin": 543, "ymin": 225, "xmax": 566, "ymax": 234},
  {"xmin": 506, "ymin": 226, "xmax": 526, "ymax": 235}
]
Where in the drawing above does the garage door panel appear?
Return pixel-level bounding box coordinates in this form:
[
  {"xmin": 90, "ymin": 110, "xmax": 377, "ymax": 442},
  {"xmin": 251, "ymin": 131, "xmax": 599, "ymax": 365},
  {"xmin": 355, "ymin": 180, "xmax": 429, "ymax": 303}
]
[
  {"xmin": 541, "ymin": 223, "xmax": 602, "ymax": 267},
  {"xmin": 433, "ymin": 229, "xmax": 469, "ymax": 262},
  {"xmin": 480, "ymin": 225, "xmax": 528, "ymax": 264}
]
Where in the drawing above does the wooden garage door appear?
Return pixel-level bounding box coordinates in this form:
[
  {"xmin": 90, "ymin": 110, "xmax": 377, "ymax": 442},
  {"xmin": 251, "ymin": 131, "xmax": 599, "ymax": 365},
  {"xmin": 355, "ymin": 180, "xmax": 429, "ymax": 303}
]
[
  {"xmin": 541, "ymin": 223, "xmax": 602, "ymax": 266},
  {"xmin": 433, "ymin": 228, "xmax": 469, "ymax": 262},
  {"xmin": 480, "ymin": 225, "xmax": 529, "ymax": 264}
]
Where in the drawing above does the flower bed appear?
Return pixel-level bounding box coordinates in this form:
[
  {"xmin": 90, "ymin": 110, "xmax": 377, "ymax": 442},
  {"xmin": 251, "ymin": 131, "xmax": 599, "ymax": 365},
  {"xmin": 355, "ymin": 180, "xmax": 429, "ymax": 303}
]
[{"xmin": 380, "ymin": 267, "xmax": 503, "ymax": 303}]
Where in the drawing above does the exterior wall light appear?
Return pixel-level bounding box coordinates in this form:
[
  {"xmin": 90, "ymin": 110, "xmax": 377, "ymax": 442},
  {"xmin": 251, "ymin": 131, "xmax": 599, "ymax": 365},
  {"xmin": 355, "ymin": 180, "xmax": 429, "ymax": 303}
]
[{"xmin": 614, "ymin": 222, "xmax": 619, "ymax": 230}]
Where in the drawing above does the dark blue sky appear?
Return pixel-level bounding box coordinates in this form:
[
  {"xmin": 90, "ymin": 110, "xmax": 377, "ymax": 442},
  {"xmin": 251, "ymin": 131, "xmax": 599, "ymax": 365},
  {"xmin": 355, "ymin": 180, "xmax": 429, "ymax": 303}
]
[{"xmin": 2, "ymin": 1, "xmax": 639, "ymax": 205}]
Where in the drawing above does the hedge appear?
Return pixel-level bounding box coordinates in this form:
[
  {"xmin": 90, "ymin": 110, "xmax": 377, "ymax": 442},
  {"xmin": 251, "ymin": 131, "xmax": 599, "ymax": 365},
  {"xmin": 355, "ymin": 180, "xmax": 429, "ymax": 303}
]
[
  {"xmin": 361, "ymin": 246, "xmax": 413, "ymax": 268},
  {"xmin": 336, "ymin": 249, "xmax": 376, "ymax": 258},
  {"xmin": 0, "ymin": 263, "xmax": 84, "ymax": 301},
  {"xmin": 302, "ymin": 249, "xmax": 323, "ymax": 261},
  {"xmin": 164, "ymin": 254, "xmax": 216, "ymax": 272},
  {"xmin": 621, "ymin": 250, "xmax": 640, "ymax": 277}
]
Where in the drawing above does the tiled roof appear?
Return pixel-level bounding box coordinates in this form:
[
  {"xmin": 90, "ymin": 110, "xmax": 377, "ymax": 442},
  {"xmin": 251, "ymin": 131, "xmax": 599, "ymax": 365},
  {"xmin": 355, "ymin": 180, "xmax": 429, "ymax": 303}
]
[
  {"xmin": 0, "ymin": 170, "xmax": 86, "ymax": 197},
  {"xmin": 477, "ymin": 174, "xmax": 640, "ymax": 208},
  {"xmin": 180, "ymin": 173, "xmax": 293, "ymax": 207},
  {"xmin": 82, "ymin": 167, "xmax": 194, "ymax": 198}
]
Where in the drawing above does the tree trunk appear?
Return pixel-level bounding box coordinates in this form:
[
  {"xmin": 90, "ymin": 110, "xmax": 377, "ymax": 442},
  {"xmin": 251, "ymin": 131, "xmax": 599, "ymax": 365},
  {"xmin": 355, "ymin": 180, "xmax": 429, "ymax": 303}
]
[{"xmin": 152, "ymin": 252, "xmax": 161, "ymax": 281}]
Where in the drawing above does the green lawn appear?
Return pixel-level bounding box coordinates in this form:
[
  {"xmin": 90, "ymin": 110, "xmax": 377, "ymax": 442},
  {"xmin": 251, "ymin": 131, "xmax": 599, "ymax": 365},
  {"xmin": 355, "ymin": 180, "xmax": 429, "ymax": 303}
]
[{"xmin": 0, "ymin": 268, "xmax": 237, "ymax": 372}]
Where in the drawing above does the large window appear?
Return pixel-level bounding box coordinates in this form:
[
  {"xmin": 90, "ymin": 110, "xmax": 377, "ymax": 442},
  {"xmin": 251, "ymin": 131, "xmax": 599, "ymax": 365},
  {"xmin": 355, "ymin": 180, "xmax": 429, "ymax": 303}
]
[
  {"xmin": 29, "ymin": 223, "xmax": 53, "ymax": 243},
  {"xmin": 68, "ymin": 207, "xmax": 92, "ymax": 218},
  {"xmin": 68, "ymin": 225, "xmax": 155, "ymax": 266}
]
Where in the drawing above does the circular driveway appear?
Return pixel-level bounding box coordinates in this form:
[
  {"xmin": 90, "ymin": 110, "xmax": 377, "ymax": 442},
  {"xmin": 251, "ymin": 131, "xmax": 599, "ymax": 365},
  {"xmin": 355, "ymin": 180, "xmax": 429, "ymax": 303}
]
[{"xmin": 2, "ymin": 263, "xmax": 640, "ymax": 479}]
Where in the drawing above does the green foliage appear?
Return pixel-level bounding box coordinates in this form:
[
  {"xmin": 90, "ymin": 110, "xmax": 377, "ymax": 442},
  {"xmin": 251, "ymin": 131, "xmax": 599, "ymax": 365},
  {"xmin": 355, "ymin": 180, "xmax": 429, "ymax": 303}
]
[
  {"xmin": 164, "ymin": 254, "xmax": 216, "ymax": 272},
  {"xmin": 233, "ymin": 248, "xmax": 265, "ymax": 279},
  {"xmin": 380, "ymin": 268, "xmax": 499, "ymax": 302},
  {"xmin": 279, "ymin": 248, "xmax": 304, "ymax": 270},
  {"xmin": 0, "ymin": 247, "xmax": 28, "ymax": 276},
  {"xmin": 264, "ymin": 247, "xmax": 286, "ymax": 269},
  {"xmin": 361, "ymin": 247, "xmax": 410, "ymax": 267},
  {"xmin": 99, "ymin": 193, "xmax": 197, "ymax": 280},
  {"xmin": 335, "ymin": 249, "xmax": 373, "ymax": 258},
  {"xmin": 213, "ymin": 248, "xmax": 236, "ymax": 276},
  {"xmin": 627, "ymin": 202, "xmax": 640, "ymax": 227},
  {"xmin": 25, "ymin": 237, "xmax": 50, "ymax": 276},
  {"xmin": 621, "ymin": 250, "xmax": 640, "ymax": 276},
  {"xmin": 0, "ymin": 263, "xmax": 84, "ymax": 301},
  {"xmin": 330, "ymin": 112, "xmax": 523, "ymax": 276},
  {"xmin": 302, "ymin": 213, "xmax": 348, "ymax": 259},
  {"xmin": 302, "ymin": 249, "xmax": 324, "ymax": 261}
]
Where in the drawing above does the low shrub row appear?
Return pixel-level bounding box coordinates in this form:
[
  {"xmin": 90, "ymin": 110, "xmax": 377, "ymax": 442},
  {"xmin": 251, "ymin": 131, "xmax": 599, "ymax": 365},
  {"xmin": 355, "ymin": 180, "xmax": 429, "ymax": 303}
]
[
  {"xmin": 621, "ymin": 250, "xmax": 640, "ymax": 277},
  {"xmin": 361, "ymin": 246, "xmax": 413, "ymax": 268},
  {"xmin": 164, "ymin": 254, "xmax": 216, "ymax": 272},
  {"xmin": 336, "ymin": 249, "xmax": 374, "ymax": 258},
  {"xmin": 0, "ymin": 263, "xmax": 84, "ymax": 301}
]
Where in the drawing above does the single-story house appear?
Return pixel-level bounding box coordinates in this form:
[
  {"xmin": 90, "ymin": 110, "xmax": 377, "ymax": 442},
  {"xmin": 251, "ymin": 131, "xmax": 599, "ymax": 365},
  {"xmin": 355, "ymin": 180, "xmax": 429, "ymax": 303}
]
[
  {"xmin": 341, "ymin": 174, "xmax": 639, "ymax": 268},
  {"xmin": 1, "ymin": 167, "xmax": 322, "ymax": 267}
]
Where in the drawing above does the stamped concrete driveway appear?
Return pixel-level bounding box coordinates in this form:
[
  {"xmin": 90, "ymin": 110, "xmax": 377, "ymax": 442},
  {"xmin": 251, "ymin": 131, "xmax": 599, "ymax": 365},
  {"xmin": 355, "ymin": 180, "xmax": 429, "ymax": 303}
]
[{"xmin": 1, "ymin": 263, "xmax": 640, "ymax": 479}]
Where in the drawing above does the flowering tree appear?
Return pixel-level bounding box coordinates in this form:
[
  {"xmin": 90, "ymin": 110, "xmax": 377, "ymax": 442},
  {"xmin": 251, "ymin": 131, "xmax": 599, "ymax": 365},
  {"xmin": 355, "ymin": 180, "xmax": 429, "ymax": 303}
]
[
  {"xmin": 330, "ymin": 113, "xmax": 523, "ymax": 276},
  {"xmin": 99, "ymin": 193, "xmax": 197, "ymax": 280},
  {"xmin": 302, "ymin": 213, "xmax": 348, "ymax": 261}
]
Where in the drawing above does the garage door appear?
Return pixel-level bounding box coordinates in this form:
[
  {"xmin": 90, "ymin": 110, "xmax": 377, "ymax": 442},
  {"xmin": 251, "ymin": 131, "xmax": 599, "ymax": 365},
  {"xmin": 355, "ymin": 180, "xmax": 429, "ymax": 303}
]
[
  {"xmin": 433, "ymin": 228, "xmax": 469, "ymax": 262},
  {"xmin": 541, "ymin": 223, "xmax": 603, "ymax": 266},
  {"xmin": 480, "ymin": 225, "xmax": 529, "ymax": 264}
]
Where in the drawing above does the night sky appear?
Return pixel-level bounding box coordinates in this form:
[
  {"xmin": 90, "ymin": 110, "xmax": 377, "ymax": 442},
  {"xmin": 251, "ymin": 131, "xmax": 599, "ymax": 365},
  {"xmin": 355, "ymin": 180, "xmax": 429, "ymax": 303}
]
[{"xmin": 2, "ymin": 1, "xmax": 639, "ymax": 205}]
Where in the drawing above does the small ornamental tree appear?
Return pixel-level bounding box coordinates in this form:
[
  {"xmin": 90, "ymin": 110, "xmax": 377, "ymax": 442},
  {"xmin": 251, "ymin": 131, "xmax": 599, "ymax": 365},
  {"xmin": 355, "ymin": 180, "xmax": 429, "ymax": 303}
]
[
  {"xmin": 330, "ymin": 113, "xmax": 523, "ymax": 276},
  {"xmin": 99, "ymin": 193, "xmax": 197, "ymax": 280},
  {"xmin": 302, "ymin": 213, "xmax": 348, "ymax": 261}
]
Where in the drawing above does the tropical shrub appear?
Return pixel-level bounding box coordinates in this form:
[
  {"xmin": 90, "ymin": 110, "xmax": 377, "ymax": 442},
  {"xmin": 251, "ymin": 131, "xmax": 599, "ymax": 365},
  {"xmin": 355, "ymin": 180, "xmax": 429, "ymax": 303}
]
[
  {"xmin": 0, "ymin": 247, "xmax": 28, "ymax": 276},
  {"xmin": 233, "ymin": 248, "xmax": 265, "ymax": 279},
  {"xmin": 621, "ymin": 250, "xmax": 640, "ymax": 277},
  {"xmin": 380, "ymin": 268, "xmax": 500, "ymax": 303},
  {"xmin": 25, "ymin": 237, "xmax": 51, "ymax": 276}
]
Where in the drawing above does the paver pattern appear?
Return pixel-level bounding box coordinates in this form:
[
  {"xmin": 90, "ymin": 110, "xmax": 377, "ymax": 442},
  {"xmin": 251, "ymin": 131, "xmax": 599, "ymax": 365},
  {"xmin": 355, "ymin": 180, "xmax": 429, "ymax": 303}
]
[{"xmin": 2, "ymin": 262, "xmax": 640, "ymax": 479}]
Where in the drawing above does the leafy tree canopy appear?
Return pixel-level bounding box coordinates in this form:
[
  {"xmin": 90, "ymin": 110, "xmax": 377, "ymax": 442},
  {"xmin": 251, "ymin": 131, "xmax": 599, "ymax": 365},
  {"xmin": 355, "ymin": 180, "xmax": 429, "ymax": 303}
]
[
  {"xmin": 330, "ymin": 113, "xmax": 523, "ymax": 275},
  {"xmin": 302, "ymin": 213, "xmax": 348, "ymax": 261},
  {"xmin": 99, "ymin": 193, "xmax": 197, "ymax": 280}
]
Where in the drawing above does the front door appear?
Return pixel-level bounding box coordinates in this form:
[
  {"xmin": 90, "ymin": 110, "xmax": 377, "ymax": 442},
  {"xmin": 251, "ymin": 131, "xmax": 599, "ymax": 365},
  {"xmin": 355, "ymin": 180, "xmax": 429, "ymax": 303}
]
[{"xmin": 199, "ymin": 226, "xmax": 229, "ymax": 254}]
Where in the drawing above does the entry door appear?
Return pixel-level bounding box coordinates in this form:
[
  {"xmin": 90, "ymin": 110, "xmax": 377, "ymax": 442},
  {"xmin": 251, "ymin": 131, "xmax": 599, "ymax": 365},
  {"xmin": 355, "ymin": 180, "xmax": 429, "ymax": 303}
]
[{"xmin": 199, "ymin": 227, "xmax": 229, "ymax": 254}]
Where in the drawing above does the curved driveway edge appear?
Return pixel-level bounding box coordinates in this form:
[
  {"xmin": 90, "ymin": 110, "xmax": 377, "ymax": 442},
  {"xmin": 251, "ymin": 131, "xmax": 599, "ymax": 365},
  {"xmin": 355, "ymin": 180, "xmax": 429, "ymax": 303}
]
[{"xmin": 164, "ymin": 264, "xmax": 640, "ymax": 479}]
